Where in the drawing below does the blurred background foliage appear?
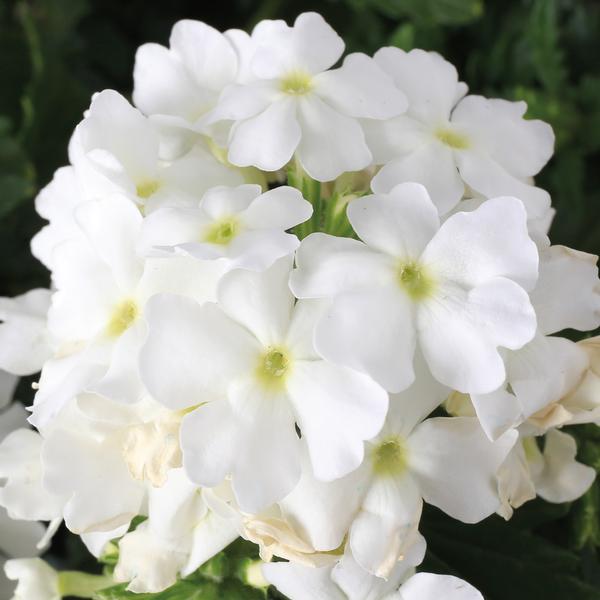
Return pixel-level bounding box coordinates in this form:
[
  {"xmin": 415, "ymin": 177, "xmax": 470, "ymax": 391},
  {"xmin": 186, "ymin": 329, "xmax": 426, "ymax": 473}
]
[{"xmin": 0, "ymin": 0, "xmax": 599, "ymax": 598}]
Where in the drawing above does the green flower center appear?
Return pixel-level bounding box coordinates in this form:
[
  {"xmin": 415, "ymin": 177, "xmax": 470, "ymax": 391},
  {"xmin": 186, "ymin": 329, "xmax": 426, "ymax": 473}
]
[
  {"xmin": 203, "ymin": 217, "xmax": 240, "ymax": 245},
  {"xmin": 372, "ymin": 437, "xmax": 408, "ymax": 477},
  {"xmin": 280, "ymin": 70, "xmax": 314, "ymax": 95},
  {"xmin": 136, "ymin": 180, "xmax": 161, "ymax": 199},
  {"xmin": 256, "ymin": 347, "xmax": 291, "ymax": 390},
  {"xmin": 397, "ymin": 262, "xmax": 434, "ymax": 301},
  {"xmin": 106, "ymin": 299, "xmax": 139, "ymax": 337},
  {"xmin": 435, "ymin": 127, "xmax": 470, "ymax": 150}
]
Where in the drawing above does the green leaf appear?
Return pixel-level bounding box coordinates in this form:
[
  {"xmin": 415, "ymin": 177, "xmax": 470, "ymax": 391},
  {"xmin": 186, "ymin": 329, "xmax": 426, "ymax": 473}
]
[
  {"xmin": 420, "ymin": 507, "xmax": 600, "ymax": 600},
  {"xmin": 368, "ymin": 0, "xmax": 484, "ymax": 25}
]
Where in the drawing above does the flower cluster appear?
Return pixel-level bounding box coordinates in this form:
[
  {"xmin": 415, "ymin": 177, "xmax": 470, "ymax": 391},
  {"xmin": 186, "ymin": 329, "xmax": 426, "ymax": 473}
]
[{"xmin": 0, "ymin": 11, "xmax": 599, "ymax": 600}]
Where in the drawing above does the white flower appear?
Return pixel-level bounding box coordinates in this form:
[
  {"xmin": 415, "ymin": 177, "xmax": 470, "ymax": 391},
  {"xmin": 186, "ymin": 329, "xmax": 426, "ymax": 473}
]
[
  {"xmin": 70, "ymin": 90, "xmax": 243, "ymax": 212},
  {"xmin": 140, "ymin": 257, "xmax": 388, "ymax": 513},
  {"xmin": 138, "ymin": 183, "xmax": 311, "ymax": 271},
  {"xmin": 0, "ymin": 290, "xmax": 52, "ymax": 376},
  {"xmin": 114, "ymin": 469, "xmax": 237, "ymax": 593},
  {"xmin": 31, "ymin": 195, "xmax": 223, "ymax": 427},
  {"xmin": 211, "ymin": 12, "xmax": 407, "ymax": 181},
  {"xmin": 290, "ymin": 183, "xmax": 538, "ymax": 394},
  {"xmin": 470, "ymin": 244, "xmax": 600, "ymax": 440},
  {"xmin": 263, "ymin": 550, "xmax": 483, "ymax": 600},
  {"xmin": 4, "ymin": 558, "xmax": 60, "ymax": 600},
  {"xmin": 367, "ymin": 47, "xmax": 554, "ymax": 216},
  {"xmin": 348, "ymin": 366, "xmax": 515, "ymax": 576}
]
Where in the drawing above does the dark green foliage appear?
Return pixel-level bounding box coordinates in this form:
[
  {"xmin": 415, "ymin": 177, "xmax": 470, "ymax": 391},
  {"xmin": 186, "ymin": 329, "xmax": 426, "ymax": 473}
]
[{"xmin": 1, "ymin": 0, "xmax": 599, "ymax": 597}]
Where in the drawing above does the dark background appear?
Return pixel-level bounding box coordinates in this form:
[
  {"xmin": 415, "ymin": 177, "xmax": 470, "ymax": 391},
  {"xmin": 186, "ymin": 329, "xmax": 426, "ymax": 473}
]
[{"xmin": 1, "ymin": 1, "xmax": 599, "ymax": 598}]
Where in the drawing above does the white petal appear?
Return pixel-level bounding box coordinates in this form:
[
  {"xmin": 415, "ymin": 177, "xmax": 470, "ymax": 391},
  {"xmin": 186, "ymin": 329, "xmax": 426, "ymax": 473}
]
[
  {"xmin": 452, "ymin": 96, "xmax": 554, "ymax": 179},
  {"xmin": 386, "ymin": 353, "xmax": 451, "ymax": 437},
  {"xmin": 228, "ymin": 98, "xmax": 301, "ymax": 171},
  {"xmin": 251, "ymin": 12, "xmax": 344, "ymax": 78},
  {"xmin": 400, "ymin": 572, "xmax": 483, "ymax": 600},
  {"xmin": 201, "ymin": 184, "xmax": 261, "ymax": 219},
  {"xmin": 408, "ymin": 418, "xmax": 517, "ymax": 522},
  {"xmin": 138, "ymin": 207, "xmax": 209, "ymax": 256},
  {"xmin": 296, "ymin": 95, "xmax": 371, "ymax": 181},
  {"xmin": 140, "ymin": 295, "xmax": 257, "ymax": 409},
  {"xmin": 217, "ymin": 256, "xmax": 294, "ymax": 346},
  {"xmin": 315, "ymin": 287, "xmax": 416, "ymax": 393},
  {"xmin": 347, "ymin": 183, "xmax": 439, "ymax": 259},
  {"xmin": 133, "ymin": 43, "xmax": 203, "ymax": 124},
  {"xmin": 43, "ymin": 426, "xmax": 145, "ymax": 533},
  {"xmin": 287, "ymin": 360, "xmax": 388, "ymax": 481},
  {"xmin": 241, "ymin": 186, "xmax": 312, "ymax": 230},
  {"xmin": 280, "ymin": 451, "xmax": 370, "ymax": 552},
  {"xmin": 77, "ymin": 90, "xmax": 159, "ymax": 183},
  {"xmin": 170, "ymin": 20, "xmax": 238, "ymax": 91},
  {"xmin": 0, "ymin": 289, "xmax": 52, "ymax": 376},
  {"xmin": 315, "ymin": 52, "xmax": 407, "ymax": 119},
  {"xmin": 183, "ymin": 510, "xmax": 239, "ymax": 576},
  {"xmin": 419, "ymin": 277, "xmax": 537, "ymax": 394},
  {"xmin": 75, "ymin": 195, "xmax": 143, "ymax": 292},
  {"xmin": 182, "ymin": 387, "xmax": 301, "ymax": 513},
  {"xmin": 374, "ymin": 48, "xmax": 466, "ymax": 123},
  {"xmin": 470, "ymin": 387, "xmax": 524, "ymax": 442},
  {"xmin": 534, "ymin": 430, "xmax": 595, "ymax": 503},
  {"xmin": 422, "ymin": 196, "xmax": 539, "ymax": 291},
  {"xmin": 530, "ymin": 245, "xmax": 600, "ymax": 335},
  {"xmin": 290, "ymin": 233, "xmax": 395, "ymax": 298}
]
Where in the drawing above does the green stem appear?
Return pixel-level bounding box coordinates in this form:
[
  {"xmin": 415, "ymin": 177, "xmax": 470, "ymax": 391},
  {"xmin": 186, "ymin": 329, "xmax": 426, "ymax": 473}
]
[
  {"xmin": 287, "ymin": 160, "xmax": 322, "ymax": 239},
  {"xmin": 58, "ymin": 571, "xmax": 114, "ymax": 598}
]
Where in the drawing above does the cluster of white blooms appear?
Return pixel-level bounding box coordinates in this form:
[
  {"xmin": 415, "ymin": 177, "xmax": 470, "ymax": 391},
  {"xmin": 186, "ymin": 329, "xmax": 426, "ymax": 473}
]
[{"xmin": 0, "ymin": 11, "xmax": 599, "ymax": 600}]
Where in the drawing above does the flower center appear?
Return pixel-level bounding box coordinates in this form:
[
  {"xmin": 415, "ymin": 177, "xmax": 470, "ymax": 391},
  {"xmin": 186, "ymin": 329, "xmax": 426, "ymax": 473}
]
[
  {"xmin": 106, "ymin": 299, "xmax": 139, "ymax": 337},
  {"xmin": 203, "ymin": 217, "xmax": 240, "ymax": 245},
  {"xmin": 397, "ymin": 261, "xmax": 434, "ymax": 301},
  {"xmin": 372, "ymin": 437, "xmax": 408, "ymax": 477},
  {"xmin": 435, "ymin": 127, "xmax": 470, "ymax": 150},
  {"xmin": 256, "ymin": 346, "xmax": 291, "ymax": 390},
  {"xmin": 280, "ymin": 70, "xmax": 314, "ymax": 95},
  {"xmin": 136, "ymin": 180, "xmax": 161, "ymax": 199}
]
